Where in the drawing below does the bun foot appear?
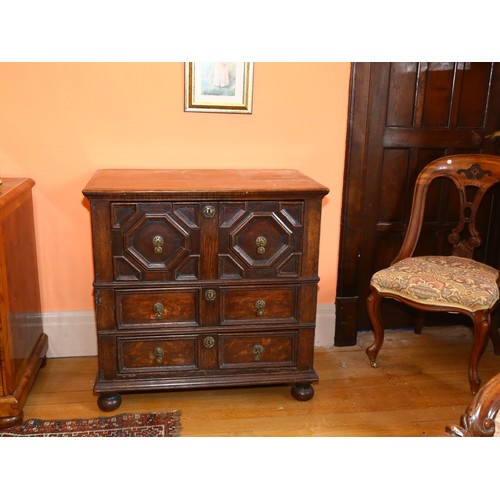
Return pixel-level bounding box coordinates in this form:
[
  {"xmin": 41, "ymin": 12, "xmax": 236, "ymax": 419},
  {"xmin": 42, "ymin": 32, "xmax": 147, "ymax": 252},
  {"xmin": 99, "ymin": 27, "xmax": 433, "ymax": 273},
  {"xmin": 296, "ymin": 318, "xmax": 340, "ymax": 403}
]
[
  {"xmin": 291, "ymin": 382, "xmax": 314, "ymax": 401},
  {"xmin": 97, "ymin": 393, "xmax": 122, "ymax": 412}
]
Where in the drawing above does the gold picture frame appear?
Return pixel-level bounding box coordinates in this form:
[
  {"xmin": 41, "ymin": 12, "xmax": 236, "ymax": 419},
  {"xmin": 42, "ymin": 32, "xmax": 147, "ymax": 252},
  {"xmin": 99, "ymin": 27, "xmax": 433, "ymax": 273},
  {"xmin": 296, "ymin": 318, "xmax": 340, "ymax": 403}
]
[{"xmin": 185, "ymin": 62, "xmax": 254, "ymax": 114}]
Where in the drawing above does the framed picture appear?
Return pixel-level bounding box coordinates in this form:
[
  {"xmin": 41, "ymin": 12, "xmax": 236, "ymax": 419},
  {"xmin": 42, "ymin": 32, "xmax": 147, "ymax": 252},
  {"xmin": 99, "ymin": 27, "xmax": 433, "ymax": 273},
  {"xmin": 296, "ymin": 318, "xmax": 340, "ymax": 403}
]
[{"xmin": 185, "ymin": 62, "xmax": 254, "ymax": 114}]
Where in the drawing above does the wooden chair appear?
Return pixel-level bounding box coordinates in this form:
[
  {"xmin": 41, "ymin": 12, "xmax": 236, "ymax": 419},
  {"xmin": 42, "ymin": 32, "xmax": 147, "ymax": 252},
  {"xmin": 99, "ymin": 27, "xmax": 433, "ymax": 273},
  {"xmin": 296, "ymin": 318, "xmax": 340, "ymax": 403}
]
[
  {"xmin": 446, "ymin": 371, "xmax": 500, "ymax": 437},
  {"xmin": 366, "ymin": 154, "xmax": 500, "ymax": 394}
]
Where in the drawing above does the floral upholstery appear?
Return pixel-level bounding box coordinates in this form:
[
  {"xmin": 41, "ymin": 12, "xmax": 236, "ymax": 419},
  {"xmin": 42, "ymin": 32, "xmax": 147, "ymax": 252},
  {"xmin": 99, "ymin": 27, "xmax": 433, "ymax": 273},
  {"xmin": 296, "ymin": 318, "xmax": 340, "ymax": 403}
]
[{"xmin": 371, "ymin": 255, "xmax": 499, "ymax": 313}]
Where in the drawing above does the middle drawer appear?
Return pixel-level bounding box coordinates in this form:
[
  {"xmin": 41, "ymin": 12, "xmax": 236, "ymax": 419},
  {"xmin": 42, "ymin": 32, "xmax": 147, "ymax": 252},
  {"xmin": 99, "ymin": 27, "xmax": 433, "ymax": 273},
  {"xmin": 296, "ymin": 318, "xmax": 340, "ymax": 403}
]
[
  {"xmin": 116, "ymin": 288, "xmax": 200, "ymax": 329},
  {"xmin": 220, "ymin": 284, "xmax": 299, "ymax": 325},
  {"xmin": 114, "ymin": 284, "xmax": 300, "ymax": 330}
]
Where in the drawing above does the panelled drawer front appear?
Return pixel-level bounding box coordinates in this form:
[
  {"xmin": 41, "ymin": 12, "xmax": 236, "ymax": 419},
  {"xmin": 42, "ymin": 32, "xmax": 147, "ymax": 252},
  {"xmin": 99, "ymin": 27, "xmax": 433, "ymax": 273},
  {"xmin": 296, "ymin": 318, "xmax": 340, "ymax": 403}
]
[
  {"xmin": 220, "ymin": 285, "xmax": 299, "ymax": 325},
  {"xmin": 117, "ymin": 335, "xmax": 199, "ymax": 374},
  {"xmin": 116, "ymin": 288, "xmax": 200, "ymax": 329},
  {"xmin": 111, "ymin": 202, "xmax": 201, "ymax": 281},
  {"xmin": 218, "ymin": 201, "xmax": 304, "ymax": 279},
  {"xmin": 219, "ymin": 331, "xmax": 297, "ymax": 369}
]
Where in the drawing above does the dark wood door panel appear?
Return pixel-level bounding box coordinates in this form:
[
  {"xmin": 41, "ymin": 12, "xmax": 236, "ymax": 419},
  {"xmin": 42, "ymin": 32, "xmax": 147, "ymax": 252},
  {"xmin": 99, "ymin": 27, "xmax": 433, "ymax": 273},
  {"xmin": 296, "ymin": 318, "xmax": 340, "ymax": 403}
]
[{"xmin": 336, "ymin": 62, "xmax": 500, "ymax": 345}]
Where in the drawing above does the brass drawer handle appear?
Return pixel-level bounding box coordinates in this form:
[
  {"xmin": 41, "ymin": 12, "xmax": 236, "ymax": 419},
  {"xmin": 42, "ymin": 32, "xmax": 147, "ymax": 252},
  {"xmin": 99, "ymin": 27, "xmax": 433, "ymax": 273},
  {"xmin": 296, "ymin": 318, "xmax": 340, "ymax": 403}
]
[
  {"xmin": 253, "ymin": 344, "xmax": 264, "ymax": 360},
  {"xmin": 255, "ymin": 236, "xmax": 267, "ymax": 255},
  {"xmin": 255, "ymin": 299, "xmax": 266, "ymax": 316},
  {"xmin": 153, "ymin": 302, "xmax": 165, "ymax": 320},
  {"xmin": 152, "ymin": 235, "xmax": 164, "ymax": 254},
  {"xmin": 204, "ymin": 289, "xmax": 217, "ymax": 302},
  {"xmin": 203, "ymin": 336, "xmax": 215, "ymax": 349},
  {"xmin": 153, "ymin": 346, "xmax": 165, "ymax": 364}
]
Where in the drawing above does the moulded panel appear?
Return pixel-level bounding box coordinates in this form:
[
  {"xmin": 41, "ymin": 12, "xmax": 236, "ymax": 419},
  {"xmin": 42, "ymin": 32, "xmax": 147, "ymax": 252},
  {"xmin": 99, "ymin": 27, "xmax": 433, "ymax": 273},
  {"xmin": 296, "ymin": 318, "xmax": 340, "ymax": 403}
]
[
  {"xmin": 373, "ymin": 232, "xmax": 403, "ymax": 271},
  {"xmin": 415, "ymin": 148, "xmax": 448, "ymax": 224},
  {"xmin": 111, "ymin": 202, "xmax": 201, "ymax": 281},
  {"xmin": 125, "ymin": 215, "xmax": 188, "ymax": 270},
  {"xmin": 378, "ymin": 148, "xmax": 410, "ymax": 224},
  {"xmin": 421, "ymin": 62, "xmax": 455, "ymax": 127},
  {"xmin": 232, "ymin": 212, "xmax": 292, "ymax": 268},
  {"xmin": 386, "ymin": 63, "xmax": 419, "ymax": 127},
  {"xmin": 218, "ymin": 201, "xmax": 304, "ymax": 279},
  {"xmin": 457, "ymin": 63, "xmax": 492, "ymax": 128},
  {"xmin": 111, "ymin": 203, "xmax": 137, "ymax": 228}
]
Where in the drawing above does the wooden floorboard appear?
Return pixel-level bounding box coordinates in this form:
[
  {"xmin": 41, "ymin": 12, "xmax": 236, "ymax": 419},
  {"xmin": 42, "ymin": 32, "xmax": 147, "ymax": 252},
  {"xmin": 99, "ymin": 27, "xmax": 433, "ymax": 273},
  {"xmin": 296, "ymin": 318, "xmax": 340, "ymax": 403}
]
[{"xmin": 21, "ymin": 325, "xmax": 500, "ymax": 437}]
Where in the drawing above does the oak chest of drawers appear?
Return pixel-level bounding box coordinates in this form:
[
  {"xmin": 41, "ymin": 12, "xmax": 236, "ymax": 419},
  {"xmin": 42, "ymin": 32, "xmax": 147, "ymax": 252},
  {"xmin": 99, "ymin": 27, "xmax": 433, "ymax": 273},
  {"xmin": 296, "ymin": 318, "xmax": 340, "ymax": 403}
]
[{"xmin": 83, "ymin": 169, "xmax": 329, "ymax": 411}]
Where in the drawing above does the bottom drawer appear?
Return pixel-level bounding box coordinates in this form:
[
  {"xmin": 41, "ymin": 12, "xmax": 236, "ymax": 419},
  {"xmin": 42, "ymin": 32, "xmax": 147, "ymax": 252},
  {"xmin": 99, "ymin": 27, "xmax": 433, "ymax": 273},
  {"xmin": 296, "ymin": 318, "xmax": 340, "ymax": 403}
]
[
  {"xmin": 117, "ymin": 335, "xmax": 200, "ymax": 374},
  {"xmin": 115, "ymin": 330, "xmax": 299, "ymax": 375},
  {"xmin": 219, "ymin": 331, "xmax": 297, "ymax": 370}
]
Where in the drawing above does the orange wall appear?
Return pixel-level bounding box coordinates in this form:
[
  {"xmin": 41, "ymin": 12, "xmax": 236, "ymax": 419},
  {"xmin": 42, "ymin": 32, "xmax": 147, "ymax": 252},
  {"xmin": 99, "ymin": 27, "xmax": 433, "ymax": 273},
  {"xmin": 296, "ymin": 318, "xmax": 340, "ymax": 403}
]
[{"xmin": 0, "ymin": 62, "xmax": 351, "ymax": 312}]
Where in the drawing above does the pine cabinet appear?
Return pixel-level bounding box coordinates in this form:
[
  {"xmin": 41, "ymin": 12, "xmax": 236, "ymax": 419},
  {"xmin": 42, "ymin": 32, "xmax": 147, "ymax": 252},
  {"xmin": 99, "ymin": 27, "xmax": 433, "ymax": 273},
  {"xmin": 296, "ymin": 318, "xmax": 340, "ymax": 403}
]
[{"xmin": 0, "ymin": 178, "xmax": 48, "ymax": 428}]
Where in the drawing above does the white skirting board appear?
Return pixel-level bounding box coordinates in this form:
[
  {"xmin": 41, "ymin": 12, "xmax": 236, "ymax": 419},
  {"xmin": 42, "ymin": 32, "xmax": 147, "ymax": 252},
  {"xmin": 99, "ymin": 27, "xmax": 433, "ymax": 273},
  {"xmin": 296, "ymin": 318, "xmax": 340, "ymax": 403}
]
[
  {"xmin": 42, "ymin": 310, "xmax": 98, "ymax": 358},
  {"xmin": 42, "ymin": 303, "xmax": 336, "ymax": 358},
  {"xmin": 314, "ymin": 303, "xmax": 335, "ymax": 348}
]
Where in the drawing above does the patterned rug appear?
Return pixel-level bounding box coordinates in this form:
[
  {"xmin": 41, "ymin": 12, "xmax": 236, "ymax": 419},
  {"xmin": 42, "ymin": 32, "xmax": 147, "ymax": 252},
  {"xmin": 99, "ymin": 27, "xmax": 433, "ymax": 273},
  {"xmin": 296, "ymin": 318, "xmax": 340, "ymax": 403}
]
[{"xmin": 0, "ymin": 411, "xmax": 181, "ymax": 437}]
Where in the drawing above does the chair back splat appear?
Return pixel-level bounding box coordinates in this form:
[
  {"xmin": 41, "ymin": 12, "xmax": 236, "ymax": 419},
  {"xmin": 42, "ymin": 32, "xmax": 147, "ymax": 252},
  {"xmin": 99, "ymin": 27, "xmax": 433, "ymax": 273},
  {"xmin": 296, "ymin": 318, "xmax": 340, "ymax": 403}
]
[{"xmin": 394, "ymin": 155, "xmax": 500, "ymax": 264}]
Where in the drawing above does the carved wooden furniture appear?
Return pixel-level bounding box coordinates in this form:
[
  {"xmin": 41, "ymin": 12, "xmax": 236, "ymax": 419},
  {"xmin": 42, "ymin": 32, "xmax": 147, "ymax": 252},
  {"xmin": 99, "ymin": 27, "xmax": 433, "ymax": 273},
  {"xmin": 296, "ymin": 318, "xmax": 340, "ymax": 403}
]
[
  {"xmin": 0, "ymin": 178, "xmax": 48, "ymax": 428},
  {"xmin": 336, "ymin": 63, "xmax": 500, "ymax": 348},
  {"xmin": 83, "ymin": 169, "xmax": 329, "ymax": 411},
  {"xmin": 446, "ymin": 371, "xmax": 500, "ymax": 437},
  {"xmin": 366, "ymin": 154, "xmax": 500, "ymax": 394}
]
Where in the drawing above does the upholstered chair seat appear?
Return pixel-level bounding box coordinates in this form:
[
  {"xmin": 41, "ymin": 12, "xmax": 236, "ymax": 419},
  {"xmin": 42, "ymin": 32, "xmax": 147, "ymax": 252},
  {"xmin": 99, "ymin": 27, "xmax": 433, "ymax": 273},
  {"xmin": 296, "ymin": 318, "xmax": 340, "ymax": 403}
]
[{"xmin": 371, "ymin": 255, "xmax": 499, "ymax": 313}]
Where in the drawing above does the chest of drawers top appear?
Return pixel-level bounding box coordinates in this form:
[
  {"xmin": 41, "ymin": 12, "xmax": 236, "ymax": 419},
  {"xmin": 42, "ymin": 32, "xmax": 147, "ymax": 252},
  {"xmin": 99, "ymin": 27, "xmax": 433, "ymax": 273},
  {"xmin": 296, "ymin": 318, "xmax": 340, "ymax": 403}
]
[{"xmin": 83, "ymin": 168, "xmax": 329, "ymax": 200}]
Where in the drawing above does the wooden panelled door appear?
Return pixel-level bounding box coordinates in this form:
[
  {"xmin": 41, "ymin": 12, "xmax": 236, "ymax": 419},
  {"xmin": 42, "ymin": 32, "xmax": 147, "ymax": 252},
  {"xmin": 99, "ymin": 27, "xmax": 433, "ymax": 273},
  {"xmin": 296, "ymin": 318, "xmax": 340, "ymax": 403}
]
[{"xmin": 335, "ymin": 62, "xmax": 500, "ymax": 346}]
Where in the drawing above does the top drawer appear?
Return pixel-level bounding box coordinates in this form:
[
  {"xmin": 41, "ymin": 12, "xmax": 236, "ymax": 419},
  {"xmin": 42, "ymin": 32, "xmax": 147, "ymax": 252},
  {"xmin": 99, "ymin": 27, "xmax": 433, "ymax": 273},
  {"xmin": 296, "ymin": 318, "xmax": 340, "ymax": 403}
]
[{"xmin": 109, "ymin": 200, "xmax": 305, "ymax": 282}]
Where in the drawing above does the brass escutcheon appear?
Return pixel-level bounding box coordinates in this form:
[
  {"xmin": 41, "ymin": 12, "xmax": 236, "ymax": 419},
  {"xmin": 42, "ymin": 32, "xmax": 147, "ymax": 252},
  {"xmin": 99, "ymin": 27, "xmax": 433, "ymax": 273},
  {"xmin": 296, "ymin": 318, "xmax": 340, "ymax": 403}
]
[
  {"xmin": 203, "ymin": 205, "xmax": 216, "ymax": 218},
  {"xmin": 153, "ymin": 302, "xmax": 165, "ymax": 320},
  {"xmin": 152, "ymin": 235, "xmax": 164, "ymax": 254},
  {"xmin": 203, "ymin": 336, "xmax": 215, "ymax": 349},
  {"xmin": 253, "ymin": 344, "xmax": 264, "ymax": 360},
  {"xmin": 204, "ymin": 289, "xmax": 217, "ymax": 302},
  {"xmin": 255, "ymin": 235, "xmax": 267, "ymax": 255},
  {"xmin": 153, "ymin": 346, "xmax": 165, "ymax": 364},
  {"xmin": 255, "ymin": 299, "xmax": 266, "ymax": 316}
]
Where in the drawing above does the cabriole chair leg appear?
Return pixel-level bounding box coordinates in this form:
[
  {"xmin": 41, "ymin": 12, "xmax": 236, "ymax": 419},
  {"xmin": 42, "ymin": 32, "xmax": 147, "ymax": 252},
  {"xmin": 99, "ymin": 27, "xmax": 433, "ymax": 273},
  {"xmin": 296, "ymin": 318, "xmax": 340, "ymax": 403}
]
[{"xmin": 366, "ymin": 287, "xmax": 384, "ymax": 368}]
